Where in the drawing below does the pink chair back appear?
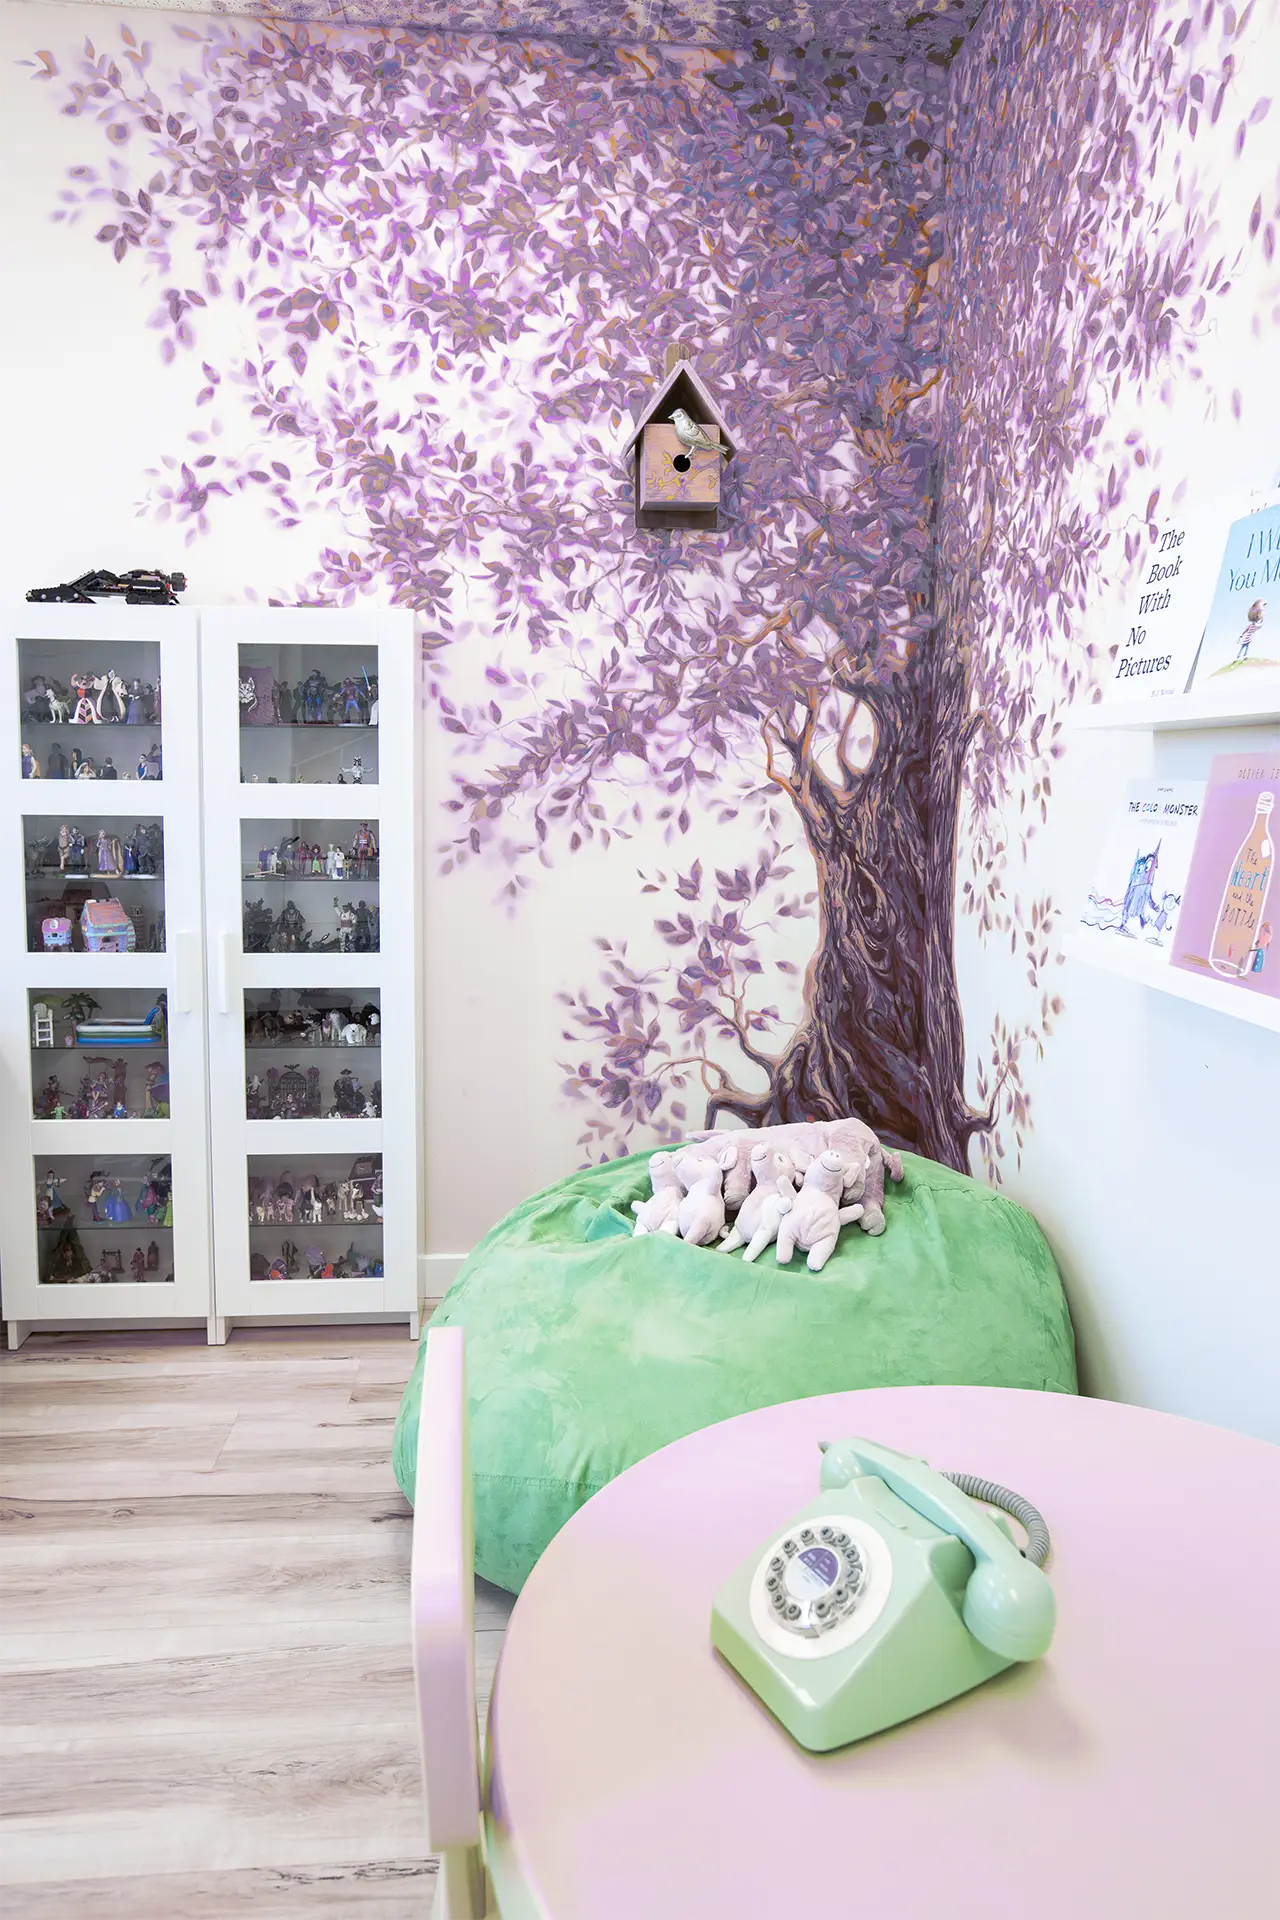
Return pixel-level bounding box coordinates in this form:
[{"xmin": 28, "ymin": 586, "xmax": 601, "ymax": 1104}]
[{"xmin": 411, "ymin": 1326, "xmax": 487, "ymax": 1917}]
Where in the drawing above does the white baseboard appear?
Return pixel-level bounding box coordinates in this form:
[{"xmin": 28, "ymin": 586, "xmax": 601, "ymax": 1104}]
[{"xmin": 419, "ymin": 1253, "xmax": 467, "ymax": 1303}]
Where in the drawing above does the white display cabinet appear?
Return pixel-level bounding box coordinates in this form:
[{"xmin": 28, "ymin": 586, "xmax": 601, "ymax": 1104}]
[
  {"xmin": 199, "ymin": 608, "xmax": 421, "ymax": 1340},
  {"xmin": 0, "ymin": 605, "xmax": 214, "ymax": 1346}
]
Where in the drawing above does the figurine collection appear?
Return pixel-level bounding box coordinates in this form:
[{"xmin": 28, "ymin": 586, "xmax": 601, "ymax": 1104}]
[
  {"xmin": 242, "ymin": 826, "xmax": 380, "ymax": 953},
  {"xmin": 248, "ymin": 1157, "xmax": 384, "ymax": 1280},
  {"xmin": 37, "ymin": 1157, "xmax": 174, "ymax": 1285},
  {"xmin": 33, "ymin": 1057, "xmax": 169, "ymax": 1121},
  {"xmin": 247, "ymin": 824, "xmax": 378, "ymax": 881},
  {"xmin": 246, "ymin": 1065, "xmax": 381, "ymax": 1119},
  {"xmin": 26, "ymin": 822, "xmax": 164, "ymax": 953},
  {"xmin": 26, "ymin": 822, "xmax": 163, "ymax": 877},
  {"xmin": 239, "ymin": 665, "xmax": 378, "ymax": 728},
  {"xmin": 22, "ymin": 668, "xmax": 162, "ymax": 783},
  {"xmin": 244, "ymin": 997, "xmax": 380, "ymax": 1050},
  {"xmin": 30, "ymin": 996, "xmax": 170, "ymax": 1119}
]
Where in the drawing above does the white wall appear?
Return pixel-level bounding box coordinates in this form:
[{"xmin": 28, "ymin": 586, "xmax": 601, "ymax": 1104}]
[{"xmin": 947, "ymin": 0, "xmax": 1280, "ymax": 1441}]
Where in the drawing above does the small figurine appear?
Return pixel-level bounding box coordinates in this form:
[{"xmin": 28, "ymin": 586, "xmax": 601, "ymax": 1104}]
[
  {"xmin": 34, "ymin": 1074, "xmax": 61, "ymax": 1118},
  {"xmin": 100, "ymin": 756, "xmax": 118, "ymax": 780},
  {"xmin": 243, "ymin": 898, "xmax": 275, "ymax": 952},
  {"xmin": 46, "ymin": 741, "xmax": 69, "ymax": 779},
  {"xmin": 72, "ymin": 747, "xmax": 96, "ymax": 779},
  {"xmin": 337, "ymin": 756, "xmax": 364, "ymax": 785},
  {"xmin": 137, "ymin": 743, "xmax": 162, "ymax": 780},
  {"xmin": 271, "ymin": 901, "xmax": 310, "ymax": 953},
  {"xmin": 274, "ymin": 679, "xmax": 295, "ymax": 724},
  {"xmin": 96, "ymin": 829, "xmax": 123, "ymax": 875},
  {"xmin": 70, "ymin": 693, "xmax": 97, "ymax": 726},
  {"xmin": 84, "ymin": 1068, "xmax": 113, "ymax": 1118},
  {"xmin": 24, "ymin": 675, "xmax": 53, "ymax": 720},
  {"xmin": 130, "ymin": 1247, "xmax": 148, "ymax": 1283},
  {"xmin": 103, "ymin": 669, "xmax": 129, "ymax": 722},
  {"xmin": 113, "ymin": 1100, "xmax": 129, "ymax": 1120},
  {"xmin": 127, "ymin": 679, "xmax": 147, "ymax": 724},
  {"xmin": 42, "ymin": 916, "xmax": 73, "ymax": 951},
  {"xmin": 335, "ymin": 898, "xmax": 356, "ymax": 952},
  {"xmin": 146, "ymin": 1239, "xmax": 159, "ymax": 1270},
  {"xmin": 352, "ymin": 900, "xmax": 376, "ymax": 953},
  {"xmin": 327, "ymin": 844, "xmax": 345, "ymax": 879},
  {"xmin": 275, "ymin": 1171, "xmax": 297, "ymax": 1224},
  {"xmin": 337, "ymin": 677, "xmax": 365, "ymax": 723},
  {"xmin": 21, "ymin": 743, "xmax": 40, "ymax": 779},
  {"xmin": 143, "ymin": 1060, "xmax": 170, "ymax": 1117}
]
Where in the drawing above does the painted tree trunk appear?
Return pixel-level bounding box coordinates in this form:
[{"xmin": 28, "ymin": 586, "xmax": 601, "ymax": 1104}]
[{"xmin": 707, "ymin": 467, "xmax": 984, "ymax": 1173}]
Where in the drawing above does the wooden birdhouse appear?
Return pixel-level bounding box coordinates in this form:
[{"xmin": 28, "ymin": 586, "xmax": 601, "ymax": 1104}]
[{"xmin": 622, "ymin": 345, "xmax": 739, "ymax": 532}]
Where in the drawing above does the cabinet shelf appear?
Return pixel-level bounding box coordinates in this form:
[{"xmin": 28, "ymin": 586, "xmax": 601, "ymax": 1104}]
[
  {"xmin": 1064, "ymin": 934, "xmax": 1280, "ymax": 1032},
  {"xmin": 1071, "ymin": 685, "xmax": 1280, "ymax": 732}
]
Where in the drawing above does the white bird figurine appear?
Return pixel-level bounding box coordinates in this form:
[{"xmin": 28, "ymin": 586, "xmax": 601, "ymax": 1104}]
[{"xmin": 670, "ymin": 407, "xmax": 730, "ymax": 460}]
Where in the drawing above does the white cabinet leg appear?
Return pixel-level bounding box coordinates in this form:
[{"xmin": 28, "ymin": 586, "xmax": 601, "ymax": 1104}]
[
  {"xmin": 6, "ymin": 1321, "xmax": 33, "ymax": 1351},
  {"xmin": 207, "ymin": 1315, "xmax": 229, "ymax": 1346},
  {"xmin": 408, "ymin": 1309, "xmax": 421, "ymax": 1341}
]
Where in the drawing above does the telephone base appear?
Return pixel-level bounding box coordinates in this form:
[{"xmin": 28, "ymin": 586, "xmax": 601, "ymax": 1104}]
[{"xmin": 711, "ymin": 1480, "xmax": 1017, "ymax": 1753}]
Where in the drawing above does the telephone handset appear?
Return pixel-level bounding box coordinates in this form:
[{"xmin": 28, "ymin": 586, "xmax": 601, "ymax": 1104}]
[{"xmin": 710, "ymin": 1434, "xmax": 1056, "ymax": 1752}]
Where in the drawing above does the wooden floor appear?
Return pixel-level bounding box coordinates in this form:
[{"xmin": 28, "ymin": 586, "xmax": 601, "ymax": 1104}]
[{"xmin": 0, "ymin": 1326, "xmax": 514, "ymax": 1918}]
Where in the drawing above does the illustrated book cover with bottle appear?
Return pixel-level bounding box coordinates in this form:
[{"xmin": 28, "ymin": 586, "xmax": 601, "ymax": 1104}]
[
  {"xmin": 1189, "ymin": 501, "xmax": 1280, "ymax": 691},
  {"xmin": 1171, "ymin": 754, "xmax": 1279, "ymax": 998},
  {"xmin": 1078, "ymin": 779, "xmax": 1206, "ymax": 954}
]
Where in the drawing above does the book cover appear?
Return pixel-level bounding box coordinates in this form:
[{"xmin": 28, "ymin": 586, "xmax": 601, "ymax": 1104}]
[
  {"xmin": 1171, "ymin": 752, "xmax": 1280, "ymax": 998},
  {"xmin": 1189, "ymin": 502, "xmax": 1280, "ymax": 692},
  {"xmin": 1103, "ymin": 501, "xmax": 1236, "ymax": 702},
  {"xmin": 1078, "ymin": 780, "xmax": 1206, "ymax": 954}
]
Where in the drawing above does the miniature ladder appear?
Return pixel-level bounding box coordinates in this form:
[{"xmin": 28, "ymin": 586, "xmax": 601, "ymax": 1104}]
[{"xmin": 411, "ymin": 1327, "xmax": 489, "ymax": 1918}]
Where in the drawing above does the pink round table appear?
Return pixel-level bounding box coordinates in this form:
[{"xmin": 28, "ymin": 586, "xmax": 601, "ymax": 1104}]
[{"xmin": 484, "ymin": 1386, "xmax": 1280, "ymax": 1920}]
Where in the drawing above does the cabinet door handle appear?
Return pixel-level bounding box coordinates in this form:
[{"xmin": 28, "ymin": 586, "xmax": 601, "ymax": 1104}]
[
  {"xmin": 173, "ymin": 930, "xmax": 196, "ymax": 1014},
  {"xmin": 215, "ymin": 930, "xmax": 233, "ymax": 1016}
]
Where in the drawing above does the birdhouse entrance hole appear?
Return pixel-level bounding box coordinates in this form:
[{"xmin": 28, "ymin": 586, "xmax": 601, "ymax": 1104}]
[{"xmin": 672, "ymin": 452, "xmax": 692, "ymax": 473}]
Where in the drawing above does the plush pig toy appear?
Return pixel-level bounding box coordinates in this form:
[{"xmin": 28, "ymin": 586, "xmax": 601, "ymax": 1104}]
[
  {"xmin": 720, "ymin": 1144, "xmax": 799, "ymax": 1257},
  {"xmin": 631, "ymin": 1151, "xmax": 684, "ymax": 1236},
  {"xmin": 775, "ymin": 1150, "xmax": 865, "ymax": 1273},
  {"xmin": 675, "ymin": 1147, "xmax": 736, "ymax": 1247},
  {"xmin": 824, "ymin": 1117, "xmax": 904, "ymax": 1235},
  {"xmin": 680, "ymin": 1131, "xmax": 756, "ymax": 1209}
]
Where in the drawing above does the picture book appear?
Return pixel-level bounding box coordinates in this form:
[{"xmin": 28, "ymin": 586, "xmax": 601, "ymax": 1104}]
[
  {"xmin": 1078, "ymin": 780, "xmax": 1206, "ymax": 955},
  {"xmin": 1171, "ymin": 753, "xmax": 1280, "ymax": 999},
  {"xmin": 1189, "ymin": 502, "xmax": 1280, "ymax": 693},
  {"xmin": 1103, "ymin": 501, "xmax": 1237, "ymax": 703}
]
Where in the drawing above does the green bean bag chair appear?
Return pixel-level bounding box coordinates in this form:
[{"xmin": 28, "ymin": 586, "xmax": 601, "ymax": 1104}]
[{"xmin": 393, "ymin": 1148, "xmax": 1076, "ymax": 1592}]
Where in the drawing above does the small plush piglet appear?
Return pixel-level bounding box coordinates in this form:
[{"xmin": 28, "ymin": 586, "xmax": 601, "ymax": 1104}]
[
  {"xmin": 675, "ymin": 1147, "xmax": 736, "ymax": 1247},
  {"xmin": 721, "ymin": 1145, "xmax": 798, "ymax": 1259},
  {"xmin": 682, "ymin": 1130, "xmax": 756, "ymax": 1209},
  {"xmin": 631, "ymin": 1151, "xmax": 683, "ymax": 1236},
  {"xmin": 775, "ymin": 1149, "xmax": 865, "ymax": 1274}
]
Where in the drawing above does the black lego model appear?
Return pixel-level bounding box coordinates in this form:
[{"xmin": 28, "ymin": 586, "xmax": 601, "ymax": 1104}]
[{"xmin": 26, "ymin": 569, "xmax": 187, "ymax": 607}]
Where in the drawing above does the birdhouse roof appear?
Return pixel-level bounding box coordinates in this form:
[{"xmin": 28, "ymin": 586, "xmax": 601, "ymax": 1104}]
[{"xmin": 619, "ymin": 359, "xmax": 740, "ymax": 464}]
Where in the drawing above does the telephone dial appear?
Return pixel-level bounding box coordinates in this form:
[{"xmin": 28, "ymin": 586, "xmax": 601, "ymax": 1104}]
[{"xmin": 711, "ymin": 1435, "xmax": 1056, "ymax": 1751}]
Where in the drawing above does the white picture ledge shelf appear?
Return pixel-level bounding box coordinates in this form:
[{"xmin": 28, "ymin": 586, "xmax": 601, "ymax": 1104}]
[
  {"xmin": 1072, "ymin": 685, "xmax": 1280, "ymax": 733},
  {"xmin": 1065, "ymin": 933, "xmax": 1280, "ymax": 1033}
]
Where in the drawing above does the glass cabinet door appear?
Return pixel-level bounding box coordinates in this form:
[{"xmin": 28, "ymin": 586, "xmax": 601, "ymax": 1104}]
[
  {"xmin": 1, "ymin": 605, "xmax": 213, "ymax": 1342},
  {"xmin": 200, "ymin": 609, "xmax": 418, "ymax": 1334}
]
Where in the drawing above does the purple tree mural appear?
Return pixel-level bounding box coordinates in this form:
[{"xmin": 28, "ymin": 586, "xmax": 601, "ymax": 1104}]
[
  {"xmin": 23, "ymin": 1, "xmax": 1273, "ymax": 1173},
  {"xmin": 937, "ymin": 0, "xmax": 1274, "ymax": 1172}
]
